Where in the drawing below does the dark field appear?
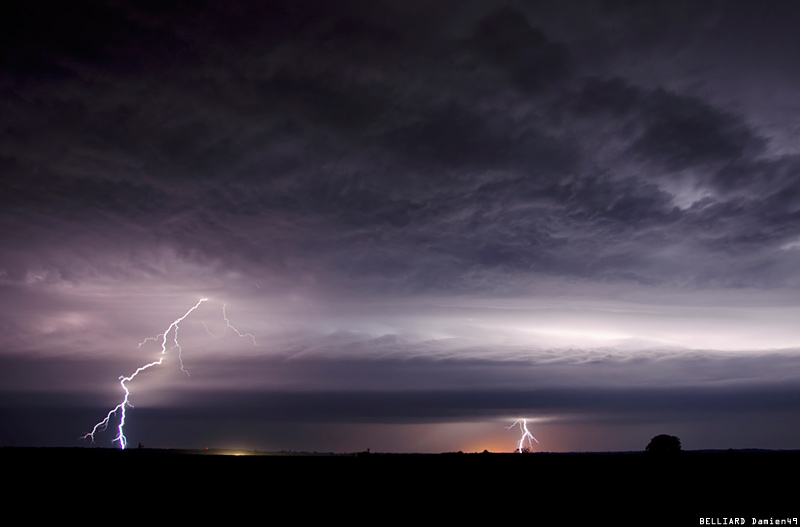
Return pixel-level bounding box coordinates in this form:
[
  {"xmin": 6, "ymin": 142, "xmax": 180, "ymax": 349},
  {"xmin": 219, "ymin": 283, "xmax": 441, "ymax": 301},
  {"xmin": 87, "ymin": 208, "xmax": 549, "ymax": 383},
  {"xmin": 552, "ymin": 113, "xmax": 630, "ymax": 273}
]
[{"xmin": 4, "ymin": 447, "xmax": 797, "ymax": 524}]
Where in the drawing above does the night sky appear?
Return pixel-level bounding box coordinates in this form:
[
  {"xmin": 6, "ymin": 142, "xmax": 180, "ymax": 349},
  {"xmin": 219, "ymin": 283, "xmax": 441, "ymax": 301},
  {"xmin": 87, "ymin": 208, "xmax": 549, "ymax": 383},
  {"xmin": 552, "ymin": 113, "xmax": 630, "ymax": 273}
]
[{"xmin": 3, "ymin": 0, "xmax": 800, "ymax": 453}]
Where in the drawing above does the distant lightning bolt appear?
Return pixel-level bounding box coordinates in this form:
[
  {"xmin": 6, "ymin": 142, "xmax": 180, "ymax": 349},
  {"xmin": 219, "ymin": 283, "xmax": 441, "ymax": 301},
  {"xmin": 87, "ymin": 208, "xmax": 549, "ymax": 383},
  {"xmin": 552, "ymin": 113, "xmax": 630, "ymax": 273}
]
[
  {"xmin": 201, "ymin": 321, "xmax": 216, "ymax": 338},
  {"xmin": 507, "ymin": 419, "xmax": 539, "ymax": 453},
  {"xmin": 223, "ymin": 304, "xmax": 256, "ymax": 345},
  {"xmin": 82, "ymin": 298, "xmax": 253, "ymax": 450}
]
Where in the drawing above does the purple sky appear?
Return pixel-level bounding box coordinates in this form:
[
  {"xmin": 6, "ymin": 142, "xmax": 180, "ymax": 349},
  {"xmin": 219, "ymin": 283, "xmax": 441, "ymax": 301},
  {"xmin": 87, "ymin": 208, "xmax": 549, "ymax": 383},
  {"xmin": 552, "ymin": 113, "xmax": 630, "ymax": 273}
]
[{"xmin": 3, "ymin": 0, "xmax": 800, "ymax": 453}]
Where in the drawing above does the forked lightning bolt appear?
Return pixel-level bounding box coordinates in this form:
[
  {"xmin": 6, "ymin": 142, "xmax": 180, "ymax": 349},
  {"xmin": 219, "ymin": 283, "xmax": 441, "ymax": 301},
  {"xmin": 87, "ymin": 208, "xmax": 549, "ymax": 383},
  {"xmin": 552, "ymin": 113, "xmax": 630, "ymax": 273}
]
[
  {"xmin": 507, "ymin": 419, "xmax": 539, "ymax": 453},
  {"xmin": 82, "ymin": 298, "xmax": 254, "ymax": 450}
]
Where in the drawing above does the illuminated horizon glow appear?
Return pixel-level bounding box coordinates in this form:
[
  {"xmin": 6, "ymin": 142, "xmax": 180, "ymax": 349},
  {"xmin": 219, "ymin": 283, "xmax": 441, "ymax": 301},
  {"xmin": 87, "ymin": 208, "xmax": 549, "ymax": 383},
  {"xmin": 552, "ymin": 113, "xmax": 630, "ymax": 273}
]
[
  {"xmin": 81, "ymin": 298, "xmax": 254, "ymax": 450},
  {"xmin": 507, "ymin": 419, "xmax": 539, "ymax": 453}
]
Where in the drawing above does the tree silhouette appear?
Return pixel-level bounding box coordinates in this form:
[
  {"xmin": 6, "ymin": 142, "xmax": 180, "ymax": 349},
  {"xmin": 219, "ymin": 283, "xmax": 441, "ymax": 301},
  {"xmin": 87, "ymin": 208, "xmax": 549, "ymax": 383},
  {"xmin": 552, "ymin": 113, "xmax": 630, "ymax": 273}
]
[{"xmin": 645, "ymin": 434, "xmax": 682, "ymax": 454}]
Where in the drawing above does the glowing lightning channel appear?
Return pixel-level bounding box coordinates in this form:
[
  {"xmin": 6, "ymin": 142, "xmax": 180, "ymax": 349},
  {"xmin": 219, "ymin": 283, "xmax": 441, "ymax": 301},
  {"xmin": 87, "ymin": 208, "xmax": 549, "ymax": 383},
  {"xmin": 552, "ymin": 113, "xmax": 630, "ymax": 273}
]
[
  {"xmin": 507, "ymin": 419, "xmax": 539, "ymax": 453},
  {"xmin": 201, "ymin": 321, "xmax": 216, "ymax": 339},
  {"xmin": 223, "ymin": 303, "xmax": 256, "ymax": 345},
  {"xmin": 82, "ymin": 298, "xmax": 252, "ymax": 450}
]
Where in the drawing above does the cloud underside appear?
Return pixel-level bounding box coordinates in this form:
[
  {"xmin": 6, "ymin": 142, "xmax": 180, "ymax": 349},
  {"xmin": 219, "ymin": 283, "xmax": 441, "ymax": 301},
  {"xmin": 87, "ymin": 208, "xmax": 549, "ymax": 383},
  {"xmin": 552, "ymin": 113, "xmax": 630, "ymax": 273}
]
[
  {"xmin": 2, "ymin": 1, "xmax": 800, "ymax": 295},
  {"xmin": 5, "ymin": 346, "xmax": 800, "ymax": 421}
]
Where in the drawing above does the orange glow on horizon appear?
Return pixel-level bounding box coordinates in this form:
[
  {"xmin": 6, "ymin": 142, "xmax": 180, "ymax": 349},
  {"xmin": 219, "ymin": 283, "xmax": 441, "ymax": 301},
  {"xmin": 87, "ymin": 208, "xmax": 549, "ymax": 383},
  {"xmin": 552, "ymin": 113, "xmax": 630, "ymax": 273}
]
[{"xmin": 458, "ymin": 441, "xmax": 516, "ymax": 454}]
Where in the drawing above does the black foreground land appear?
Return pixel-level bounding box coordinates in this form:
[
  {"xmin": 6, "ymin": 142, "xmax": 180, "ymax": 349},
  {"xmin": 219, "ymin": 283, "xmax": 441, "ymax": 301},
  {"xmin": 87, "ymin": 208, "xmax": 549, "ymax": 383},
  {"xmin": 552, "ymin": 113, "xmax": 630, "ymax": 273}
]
[{"xmin": 4, "ymin": 447, "xmax": 797, "ymax": 524}]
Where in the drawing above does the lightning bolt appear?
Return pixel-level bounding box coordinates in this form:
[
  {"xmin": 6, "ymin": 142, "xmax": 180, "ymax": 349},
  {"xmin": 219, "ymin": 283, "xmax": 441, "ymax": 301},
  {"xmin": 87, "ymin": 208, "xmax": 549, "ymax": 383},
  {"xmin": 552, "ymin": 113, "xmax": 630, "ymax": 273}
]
[
  {"xmin": 223, "ymin": 304, "xmax": 256, "ymax": 345},
  {"xmin": 507, "ymin": 419, "xmax": 539, "ymax": 453},
  {"xmin": 201, "ymin": 321, "xmax": 216, "ymax": 339},
  {"xmin": 82, "ymin": 298, "xmax": 253, "ymax": 450}
]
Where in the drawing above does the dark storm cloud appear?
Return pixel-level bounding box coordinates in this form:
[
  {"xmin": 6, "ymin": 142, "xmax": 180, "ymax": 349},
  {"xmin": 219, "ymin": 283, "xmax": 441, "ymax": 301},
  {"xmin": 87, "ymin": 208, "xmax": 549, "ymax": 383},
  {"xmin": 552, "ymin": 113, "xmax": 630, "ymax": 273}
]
[
  {"xmin": 632, "ymin": 92, "xmax": 764, "ymax": 173},
  {"xmin": 182, "ymin": 383, "xmax": 800, "ymax": 426},
  {"xmin": 572, "ymin": 77, "xmax": 767, "ymax": 174},
  {"xmin": 469, "ymin": 5, "xmax": 569, "ymax": 92},
  {"xmin": 0, "ymin": 4, "xmax": 776, "ymax": 275},
  {"xmin": 6, "ymin": 341, "xmax": 800, "ymax": 425},
  {"xmin": 1, "ymin": 0, "xmax": 160, "ymax": 80},
  {"xmin": 7, "ymin": 0, "xmax": 798, "ymax": 293}
]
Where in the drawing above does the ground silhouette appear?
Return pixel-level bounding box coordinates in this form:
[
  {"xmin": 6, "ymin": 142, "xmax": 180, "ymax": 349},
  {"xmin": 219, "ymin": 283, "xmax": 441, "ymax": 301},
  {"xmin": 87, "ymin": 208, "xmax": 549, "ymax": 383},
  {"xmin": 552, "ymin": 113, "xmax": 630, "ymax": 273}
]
[{"xmin": 645, "ymin": 434, "xmax": 682, "ymax": 454}]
